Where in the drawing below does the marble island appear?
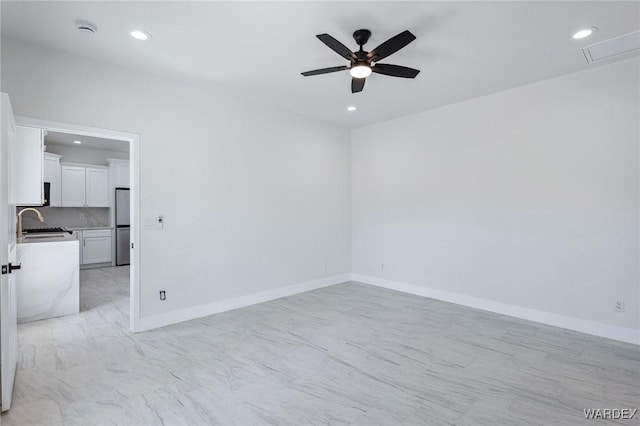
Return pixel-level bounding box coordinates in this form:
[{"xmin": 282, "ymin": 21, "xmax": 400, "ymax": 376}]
[{"xmin": 16, "ymin": 233, "xmax": 79, "ymax": 323}]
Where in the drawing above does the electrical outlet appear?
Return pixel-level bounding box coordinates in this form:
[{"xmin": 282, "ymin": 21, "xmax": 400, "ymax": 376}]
[
  {"xmin": 615, "ymin": 300, "xmax": 625, "ymax": 312},
  {"xmin": 159, "ymin": 290, "xmax": 166, "ymax": 301},
  {"xmin": 79, "ymin": 212, "xmax": 85, "ymax": 220}
]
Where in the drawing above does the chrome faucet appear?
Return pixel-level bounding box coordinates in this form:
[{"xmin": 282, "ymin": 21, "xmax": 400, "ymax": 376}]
[{"xmin": 17, "ymin": 208, "xmax": 44, "ymax": 240}]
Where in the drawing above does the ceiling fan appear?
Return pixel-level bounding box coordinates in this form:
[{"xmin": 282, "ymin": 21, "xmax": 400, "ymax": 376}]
[{"xmin": 301, "ymin": 29, "xmax": 420, "ymax": 93}]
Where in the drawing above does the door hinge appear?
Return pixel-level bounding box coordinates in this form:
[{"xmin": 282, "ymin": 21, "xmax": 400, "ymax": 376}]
[
  {"xmin": 1, "ymin": 265, "xmax": 7, "ymax": 275},
  {"xmin": 131, "ymin": 242, "xmax": 134, "ymax": 249}
]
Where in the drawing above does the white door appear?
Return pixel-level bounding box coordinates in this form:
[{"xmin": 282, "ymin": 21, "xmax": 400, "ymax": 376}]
[
  {"xmin": 85, "ymin": 168, "xmax": 108, "ymax": 207},
  {"xmin": 82, "ymin": 236, "xmax": 112, "ymax": 264},
  {"xmin": 61, "ymin": 166, "xmax": 85, "ymax": 207},
  {"xmin": 1, "ymin": 93, "xmax": 18, "ymax": 411}
]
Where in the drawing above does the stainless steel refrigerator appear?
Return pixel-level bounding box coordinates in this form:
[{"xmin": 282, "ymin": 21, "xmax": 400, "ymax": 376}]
[{"xmin": 115, "ymin": 188, "xmax": 130, "ymax": 266}]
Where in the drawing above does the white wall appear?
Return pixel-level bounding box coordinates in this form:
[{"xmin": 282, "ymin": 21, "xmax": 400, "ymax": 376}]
[
  {"xmin": 352, "ymin": 58, "xmax": 640, "ymax": 335},
  {"xmin": 2, "ymin": 38, "xmax": 351, "ymax": 321},
  {"xmin": 4, "ymin": 37, "xmax": 638, "ymax": 341}
]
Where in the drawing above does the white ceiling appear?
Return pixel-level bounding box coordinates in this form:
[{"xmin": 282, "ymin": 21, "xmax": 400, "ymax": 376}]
[
  {"xmin": 2, "ymin": 1, "xmax": 639, "ymax": 128},
  {"xmin": 45, "ymin": 131, "xmax": 129, "ymax": 153}
]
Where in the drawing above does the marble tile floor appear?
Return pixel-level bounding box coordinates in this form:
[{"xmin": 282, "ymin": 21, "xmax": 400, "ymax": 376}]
[{"xmin": 2, "ymin": 267, "xmax": 638, "ymax": 425}]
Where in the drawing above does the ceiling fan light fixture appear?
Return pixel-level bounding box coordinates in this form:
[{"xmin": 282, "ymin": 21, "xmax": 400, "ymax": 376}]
[{"xmin": 350, "ymin": 64, "xmax": 372, "ymax": 79}]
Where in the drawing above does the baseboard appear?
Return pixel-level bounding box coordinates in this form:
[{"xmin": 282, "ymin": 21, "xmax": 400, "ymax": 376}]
[
  {"xmin": 135, "ymin": 273, "xmax": 351, "ymax": 332},
  {"xmin": 351, "ymin": 273, "xmax": 639, "ymax": 345},
  {"xmin": 134, "ymin": 271, "xmax": 638, "ymax": 345}
]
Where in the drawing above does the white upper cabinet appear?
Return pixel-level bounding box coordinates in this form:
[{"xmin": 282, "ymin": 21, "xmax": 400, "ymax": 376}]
[
  {"xmin": 43, "ymin": 153, "xmax": 62, "ymax": 207},
  {"xmin": 61, "ymin": 166, "xmax": 86, "ymax": 207},
  {"xmin": 115, "ymin": 161, "xmax": 130, "ymax": 188},
  {"xmin": 107, "ymin": 159, "xmax": 130, "ymax": 188},
  {"xmin": 15, "ymin": 126, "xmax": 44, "ymax": 205},
  {"xmin": 85, "ymin": 167, "xmax": 109, "ymax": 207},
  {"xmin": 61, "ymin": 164, "xmax": 109, "ymax": 207}
]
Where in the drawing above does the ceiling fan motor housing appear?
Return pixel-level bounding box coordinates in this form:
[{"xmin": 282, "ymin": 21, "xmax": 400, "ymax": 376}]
[
  {"xmin": 353, "ymin": 29, "xmax": 372, "ymax": 47},
  {"xmin": 354, "ymin": 51, "xmax": 369, "ymax": 63}
]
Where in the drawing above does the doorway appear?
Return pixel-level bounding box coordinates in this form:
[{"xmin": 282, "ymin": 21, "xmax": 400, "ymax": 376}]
[{"xmin": 15, "ymin": 117, "xmax": 140, "ymax": 331}]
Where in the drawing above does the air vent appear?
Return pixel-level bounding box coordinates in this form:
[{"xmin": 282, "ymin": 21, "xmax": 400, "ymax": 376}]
[
  {"xmin": 582, "ymin": 31, "xmax": 640, "ymax": 64},
  {"xmin": 75, "ymin": 20, "xmax": 97, "ymax": 35}
]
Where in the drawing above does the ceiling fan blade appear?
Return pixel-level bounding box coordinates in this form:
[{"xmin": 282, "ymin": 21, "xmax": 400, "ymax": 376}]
[
  {"xmin": 368, "ymin": 30, "xmax": 416, "ymax": 62},
  {"xmin": 372, "ymin": 63, "xmax": 420, "ymax": 78},
  {"xmin": 301, "ymin": 66, "xmax": 349, "ymax": 77},
  {"xmin": 316, "ymin": 34, "xmax": 356, "ymax": 61},
  {"xmin": 351, "ymin": 78, "xmax": 365, "ymax": 93}
]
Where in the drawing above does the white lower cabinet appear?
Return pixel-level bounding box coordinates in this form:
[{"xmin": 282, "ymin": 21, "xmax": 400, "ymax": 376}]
[
  {"xmin": 71, "ymin": 231, "xmax": 83, "ymax": 264},
  {"xmin": 80, "ymin": 230, "xmax": 112, "ymax": 265}
]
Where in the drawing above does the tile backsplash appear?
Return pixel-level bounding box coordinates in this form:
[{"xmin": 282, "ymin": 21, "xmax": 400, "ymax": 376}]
[{"xmin": 18, "ymin": 207, "xmax": 110, "ymax": 229}]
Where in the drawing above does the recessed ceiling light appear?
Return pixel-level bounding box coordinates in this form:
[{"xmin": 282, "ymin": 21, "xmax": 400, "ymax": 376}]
[
  {"xmin": 130, "ymin": 30, "xmax": 151, "ymax": 41},
  {"xmin": 347, "ymin": 106, "xmax": 357, "ymax": 112},
  {"xmin": 573, "ymin": 27, "xmax": 598, "ymax": 40},
  {"xmin": 349, "ymin": 64, "xmax": 372, "ymax": 79},
  {"xmin": 73, "ymin": 140, "xmax": 82, "ymax": 144}
]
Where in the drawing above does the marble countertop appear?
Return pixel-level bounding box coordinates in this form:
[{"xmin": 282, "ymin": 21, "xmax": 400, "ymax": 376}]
[{"xmin": 18, "ymin": 233, "xmax": 78, "ymax": 244}]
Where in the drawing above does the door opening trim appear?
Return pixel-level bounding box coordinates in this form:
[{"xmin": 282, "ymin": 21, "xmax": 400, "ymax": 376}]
[{"xmin": 14, "ymin": 116, "xmax": 141, "ymax": 332}]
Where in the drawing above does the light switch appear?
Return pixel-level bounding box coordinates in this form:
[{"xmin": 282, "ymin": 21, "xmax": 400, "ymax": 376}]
[{"xmin": 144, "ymin": 218, "xmax": 155, "ymax": 228}]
